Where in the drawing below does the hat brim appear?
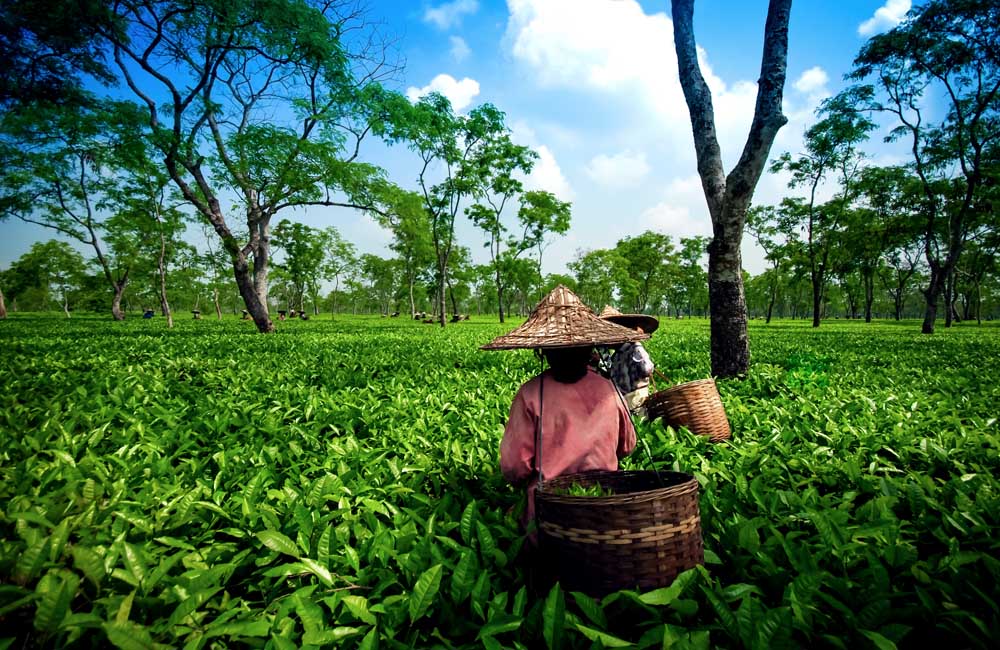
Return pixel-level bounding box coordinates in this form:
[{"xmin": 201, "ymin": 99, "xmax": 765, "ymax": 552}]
[
  {"xmin": 480, "ymin": 321, "xmax": 649, "ymax": 350},
  {"xmin": 481, "ymin": 284, "xmax": 651, "ymax": 350},
  {"xmin": 602, "ymin": 314, "xmax": 659, "ymax": 334}
]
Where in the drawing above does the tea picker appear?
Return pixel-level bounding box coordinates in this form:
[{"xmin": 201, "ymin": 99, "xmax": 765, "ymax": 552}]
[
  {"xmin": 481, "ymin": 286, "xmax": 704, "ymax": 595},
  {"xmin": 598, "ymin": 305, "xmax": 734, "ymax": 443},
  {"xmin": 596, "ymin": 305, "xmax": 659, "ymax": 417}
]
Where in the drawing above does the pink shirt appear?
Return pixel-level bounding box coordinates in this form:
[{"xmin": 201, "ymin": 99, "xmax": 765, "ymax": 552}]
[{"xmin": 499, "ymin": 368, "xmax": 637, "ymax": 525}]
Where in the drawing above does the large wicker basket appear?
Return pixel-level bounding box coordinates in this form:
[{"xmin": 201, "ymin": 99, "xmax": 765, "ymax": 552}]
[
  {"xmin": 535, "ymin": 470, "xmax": 703, "ymax": 595},
  {"xmin": 645, "ymin": 378, "xmax": 731, "ymax": 442}
]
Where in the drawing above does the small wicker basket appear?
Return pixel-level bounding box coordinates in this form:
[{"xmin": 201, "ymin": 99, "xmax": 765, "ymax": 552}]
[
  {"xmin": 535, "ymin": 470, "xmax": 703, "ymax": 595},
  {"xmin": 645, "ymin": 378, "xmax": 731, "ymax": 442}
]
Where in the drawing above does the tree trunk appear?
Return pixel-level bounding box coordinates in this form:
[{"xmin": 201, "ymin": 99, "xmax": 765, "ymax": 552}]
[
  {"xmin": 672, "ymin": 0, "xmax": 791, "ymax": 378},
  {"xmin": 214, "ymin": 288, "xmax": 222, "ymax": 319},
  {"xmin": 112, "ymin": 281, "xmax": 127, "ymax": 321},
  {"xmin": 157, "ymin": 227, "xmax": 174, "ymax": 329},
  {"xmin": 252, "ymin": 220, "xmax": 271, "ymax": 315},
  {"xmin": 765, "ymin": 279, "xmax": 776, "ymax": 324},
  {"xmin": 408, "ymin": 272, "xmax": 416, "ymax": 319},
  {"xmin": 438, "ymin": 267, "xmax": 448, "ymax": 327},
  {"xmin": 234, "ymin": 251, "xmax": 274, "ymax": 333},
  {"xmin": 811, "ymin": 269, "xmax": 822, "ymax": 328},
  {"xmin": 943, "ymin": 267, "xmax": 954, "ymax": 328},
  {"xmin": 447, "ymin": 273, "xmax": 459, "ymax": 318},
  {"xmin": 332, "ymin": 277, "xmax": 340, "ymax": 320},
  {"xmin": 0, "ymin": 285, "xmax": 7, "ymax": 319},
  {"xmin": 708, "ymin": 231, "xmax": 750, "ymax": 377},
  {"xmin": 863, "ymin": 269, "xmax": 874, "ymax": 323},
  {"xmin": 496, "ymin": 267, "xmax": 505, "ymax": 323},
  {"xmin": 921, "ymin": 264, "xmax": 944, "ymax": 334},
  {"xmin": 976, "ymin": 279, "xmax": 982, "ymax": 326},
  {"xmin": 63, "ymin": 292, "xmax": 70, "ymax": 318}
]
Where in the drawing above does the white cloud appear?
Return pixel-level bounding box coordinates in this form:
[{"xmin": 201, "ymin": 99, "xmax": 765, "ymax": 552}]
[
  {"xmin": 637, "ymin": 175, "xmax": 711, "ymax": 238},
  {"xmin": 526, "ymin": 145, "xmax": 574, "ymax": 201},
  {"xmin": 794, "ymin": 66, "xmax": 829, "ymax": 95},
  {"xmin": 858, "ymin": 0, "xmax": 910, "ymax": 36},
  {"xmin": 791, "ymin": 65, "xmax": 831, "ymax": 109},
  {"xmin": 585, "ymin": 150, "xmax": 650, "ymax": 188},
  {"xmin": 505, "ymin": 0, "xmax": 759, "ymax": 168},
  {"xmin": 449, "ymin": 36, "xmax": 471, "ymax": 62},
  {"xmin": 424, "ymin": 0, "xmax": 479, "ymax": 30},
  {"xmin": 509, "ymin": 122, "xmax": 575, "ymax": 201},
  {"xmin": 405, "ymin": 74, "xmax": 481, "ymax": 112}
]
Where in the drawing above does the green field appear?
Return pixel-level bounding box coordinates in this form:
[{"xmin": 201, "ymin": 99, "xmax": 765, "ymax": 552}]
[{"xmin": 1, "ymin": 315, "xmax": 997, "ymax": 649}]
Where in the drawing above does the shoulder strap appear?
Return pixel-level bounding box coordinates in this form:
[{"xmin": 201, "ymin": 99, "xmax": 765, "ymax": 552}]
[{"xmin": 535, "ymin": 373, "xmax": 545, "ymax": 490}]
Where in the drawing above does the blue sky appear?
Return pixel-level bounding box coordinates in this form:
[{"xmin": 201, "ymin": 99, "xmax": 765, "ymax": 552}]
[{"xmin": 1, "ymin": 0, "xmax": 914, "ymax": 276}]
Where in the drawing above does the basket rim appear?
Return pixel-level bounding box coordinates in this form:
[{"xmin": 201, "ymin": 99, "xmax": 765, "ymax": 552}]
[
  {"xmin": 648, "ymin": 377, "xmax": 717, "ymax": 396},
  {"xmin": 536, "ymin": 470, "xmax": 699, "ymax": 506}
]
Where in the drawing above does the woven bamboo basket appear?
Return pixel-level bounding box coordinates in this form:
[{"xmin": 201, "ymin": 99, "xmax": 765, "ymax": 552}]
[
  {"xmin": 645, "ymin": 378, "xmax": 731, "ymax": 442},
  {"xmin": 535, "ymin": 470, "xmax": 703, "ymax": 595}
]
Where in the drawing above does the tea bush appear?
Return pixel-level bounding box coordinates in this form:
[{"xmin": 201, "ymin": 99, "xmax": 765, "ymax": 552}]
[{"xmin": 0, "ymin": 315, "xmax": 997, "ymax": 649}]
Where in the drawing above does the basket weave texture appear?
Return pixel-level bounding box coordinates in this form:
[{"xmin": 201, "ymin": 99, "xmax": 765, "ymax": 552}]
[
  {"xmin": 481, "ymin": 285, "xmax": 648, "ymax": 350},
  {"xmin": 645, "ymin": 378, "xmax": 732, "ymax": 442},
  {"xmin": 535, "ymin": 470, "xmax": 703, "ymax": 595}
]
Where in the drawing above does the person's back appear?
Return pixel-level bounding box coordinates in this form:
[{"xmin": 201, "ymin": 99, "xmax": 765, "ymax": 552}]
[{"xmin": 501, "ymin": 368, "xmax": 634, "ymax": 488}]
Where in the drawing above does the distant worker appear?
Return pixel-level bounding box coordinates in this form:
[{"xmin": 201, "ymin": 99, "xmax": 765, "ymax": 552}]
[{"xmin": 597, "ymin": 306, "xmax": 658, "ymax": 415}]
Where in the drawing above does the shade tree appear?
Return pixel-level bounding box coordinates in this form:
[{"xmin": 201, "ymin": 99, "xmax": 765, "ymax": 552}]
[
  {"xmin": 271, "ymin": 220, "xmax": 329, "ymax": 314},
  {"xmin": 378, "ymin": 93, "xmax": 515, "ymax": 326},
  {"xmin": 672, "ymin": 0, "xmax": 793, "ymax": 377},
  {"xmin": 374, "ymin": 187, "xmax": 432, "ymax": 318},
  {"xmin": 464, "ymin": 133, "xmax": 537, "ymax": 322},
  {"xmin": 0, "ymin": 240, "xmax": 87, "ymax": 315},
  {"xmin": 770, "ymin": 93, "xmax": 875, "ymax": 328},
  {"xmin": 100, "ymin": 0, "xmax": 402, "ymax": 333},
  {"xmin": 847, "ymin": 0, "xmax": 1000, "ymax": 332},
  {"xmin": 0, "ymin": 101, "xmax": 160, "ymax": 320}
]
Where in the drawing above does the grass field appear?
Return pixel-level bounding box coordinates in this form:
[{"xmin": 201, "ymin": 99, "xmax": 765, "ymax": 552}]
[{"xmin": 1, "ymin": 314, "xmax": 997, "ymax": 649}]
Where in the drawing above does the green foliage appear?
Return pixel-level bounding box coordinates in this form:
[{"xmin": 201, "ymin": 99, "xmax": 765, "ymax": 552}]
[
  {"xmin": 0, "ymin": 315, "xmax": 997, "ymax": 648},
  {"xmin": 550, "ymin": 483, "xmax": 615, "ymax": 498}
]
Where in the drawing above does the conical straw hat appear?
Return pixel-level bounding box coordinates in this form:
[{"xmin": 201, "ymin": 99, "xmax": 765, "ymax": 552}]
[
  {"xmin": 481, "ymin": 286, "xmax": 650, "ymax": 350},
  {"xmin": 599, "ymin": 304, "xmax": 660, "ymax": 334}
]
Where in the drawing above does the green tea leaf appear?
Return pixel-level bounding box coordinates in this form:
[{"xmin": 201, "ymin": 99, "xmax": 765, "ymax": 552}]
[
  {"xmin": 477, "ymin": 613, "xmax": 522, "ymax": 639},
  {"xmin": 574, "ymin": 623, "xmax": 634, "ymax": 647},
  {"xmin": 71, "ymin": 546, "xmax": 105, "ymax": 588},
  {"xmin": 543, "ymin": 583, "xmax": 565, "ymax": 650},
  {"xmin": 408, "ymin": 563, "xmax": 443, "ymax": 623},
  {"xmin": 342, "ymin": 595, "xmax": 377, "ymax": 625},
  {"xmin": 256, "ymin": 530, "xmax": 301, "ymax": 559},
  {"xmin": 33, "ymin": 569, "xmax": 79, "ymax": 633},
  {"xmin": 861, "ymin": 630, "xmax": 897, "ymax": 650},
  {"xmin": 103, "ymin": 621, "xmax": 157, "ymax": 650},
  {"xmin": 460, "ymin": 500, "xmax": 478, "ymax": 545},
  {"xmin": 450, "ymin": 551, "xmax": 477, "ymax": 603}
]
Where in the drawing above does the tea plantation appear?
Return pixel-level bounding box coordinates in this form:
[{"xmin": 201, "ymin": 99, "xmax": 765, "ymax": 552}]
[{"xmin": 0, "ymin": 315, "xmax": 997, "ymax": 649}]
